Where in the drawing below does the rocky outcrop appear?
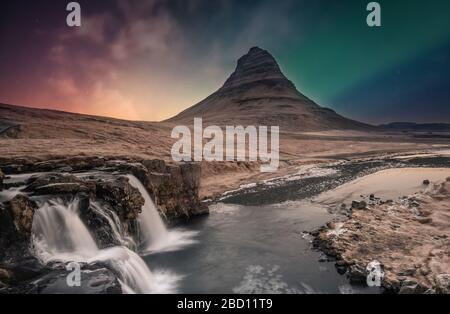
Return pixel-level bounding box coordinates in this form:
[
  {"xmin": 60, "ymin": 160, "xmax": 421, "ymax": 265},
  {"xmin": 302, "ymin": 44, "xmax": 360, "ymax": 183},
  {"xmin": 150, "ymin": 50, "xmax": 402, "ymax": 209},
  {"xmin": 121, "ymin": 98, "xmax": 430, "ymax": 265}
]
[
  {"xmin": 0, "ymin": 195, "xmax": 46, "ymax": 289},
  {"xmin": 147, "ymin": 162, "xmax": 208, "ymax": 220},
  {"xmin": 95, "ymin": 176, "xmax": 144, "ymax": 223},
  {"xmin": 0, "ymin": 169, "xmax": 4, "ymax": 190},
  {"xmin": 1, "ymin": 156, "xmax": 207, "ymax": 221},
  {"xmin": 4, "ymin": 195, "xmax": 37, "ymax": 235},
  {"xmin": 312, "ymin": 180, "xmax": 450, "ymax": 294},
  {"xmin": 25, "ymin": 173, "xmax": 96, "ymax": 196}
]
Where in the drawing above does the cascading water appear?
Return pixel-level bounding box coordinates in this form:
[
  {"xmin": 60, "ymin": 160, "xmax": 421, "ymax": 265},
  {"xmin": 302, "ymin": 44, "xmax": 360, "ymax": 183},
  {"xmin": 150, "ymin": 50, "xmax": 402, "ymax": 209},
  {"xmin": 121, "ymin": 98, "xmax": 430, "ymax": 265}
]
[
  {"xmin": 125, "ymin": 175, "xmax": 168, "ymax": 245},
  {"xmin": 126, "ymin": 175, "xmax": 198, "ymax": 254},
  {"xmin": 33, "ymin": 198, "xmax": 98, "ymax": 263},
  {"xmin": 90, "ymin": 201, "xmax": 136, "ymax": 249},
  {"xmin": 32, "ymin": 198, "xmax": 179, "ymax": 294}
]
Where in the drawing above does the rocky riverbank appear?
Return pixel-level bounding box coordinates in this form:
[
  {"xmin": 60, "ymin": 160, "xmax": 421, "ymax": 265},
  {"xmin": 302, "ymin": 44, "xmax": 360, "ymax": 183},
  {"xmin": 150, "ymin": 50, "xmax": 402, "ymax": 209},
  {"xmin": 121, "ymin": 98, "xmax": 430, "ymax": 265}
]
[
  {"xmin": 0, "ymin": 157, "xmax": 207, "ymax": 293},
  {"xmin": 311, "ymin": 178, "xmax": 450, "ymax": 294},
  {"xmin": 0, "ymin": 156, "xmax": 207, "ymax": 220}
]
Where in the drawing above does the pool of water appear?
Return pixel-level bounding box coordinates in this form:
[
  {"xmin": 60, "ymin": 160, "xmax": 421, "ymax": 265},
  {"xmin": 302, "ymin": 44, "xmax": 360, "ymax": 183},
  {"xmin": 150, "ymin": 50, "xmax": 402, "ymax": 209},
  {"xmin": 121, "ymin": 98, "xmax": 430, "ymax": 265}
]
[{"xmin": 145, "ymin": 201, "xmax": 378, "ymax": 294}]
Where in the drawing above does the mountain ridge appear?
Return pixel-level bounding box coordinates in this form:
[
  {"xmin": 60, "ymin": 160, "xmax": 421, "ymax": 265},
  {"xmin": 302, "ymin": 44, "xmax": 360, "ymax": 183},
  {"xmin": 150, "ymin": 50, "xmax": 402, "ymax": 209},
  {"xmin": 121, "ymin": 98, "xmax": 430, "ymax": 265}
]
[{"xmin": 167, "ymin": 47, "xmax": 374, "ymax": 131}]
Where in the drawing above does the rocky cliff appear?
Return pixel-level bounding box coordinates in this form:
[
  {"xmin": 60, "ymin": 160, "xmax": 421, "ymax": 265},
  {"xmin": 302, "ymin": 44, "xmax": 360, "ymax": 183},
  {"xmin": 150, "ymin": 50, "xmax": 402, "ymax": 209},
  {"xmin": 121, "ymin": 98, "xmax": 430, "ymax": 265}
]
[{"xmin": 0, "ymin": 157, "xmax": 206, "ymax": 221}]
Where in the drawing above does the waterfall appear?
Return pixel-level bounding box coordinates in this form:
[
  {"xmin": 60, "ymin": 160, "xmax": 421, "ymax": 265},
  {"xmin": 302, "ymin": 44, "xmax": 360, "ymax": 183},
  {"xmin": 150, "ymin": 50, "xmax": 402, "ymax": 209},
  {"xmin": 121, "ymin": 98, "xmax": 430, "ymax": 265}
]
[
  {"xmin": 33, "ymin": 198, "xmax": 98, "ymax": 262},
  {"xmin": 32, "ymin": 198, "xmax": 179, "ymax": 294},
  {"xmin": 90, "ymin": 201, "xmax": 136, "ymax": 249},
  {"xmin": 125, "ymin": 175, "xmax": 168, "ymax": 246},
  {"xmin": 126, "ymin": 175, "xmax": 198, "ymax": 254}
]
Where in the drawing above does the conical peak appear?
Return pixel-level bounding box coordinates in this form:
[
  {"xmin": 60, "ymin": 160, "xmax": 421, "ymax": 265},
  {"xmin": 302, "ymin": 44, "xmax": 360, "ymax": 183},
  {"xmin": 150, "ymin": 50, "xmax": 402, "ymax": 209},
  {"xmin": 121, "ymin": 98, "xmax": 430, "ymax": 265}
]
[{"xmin": 222, "ymin": 47, "xmax": 288, "ymax": 90}]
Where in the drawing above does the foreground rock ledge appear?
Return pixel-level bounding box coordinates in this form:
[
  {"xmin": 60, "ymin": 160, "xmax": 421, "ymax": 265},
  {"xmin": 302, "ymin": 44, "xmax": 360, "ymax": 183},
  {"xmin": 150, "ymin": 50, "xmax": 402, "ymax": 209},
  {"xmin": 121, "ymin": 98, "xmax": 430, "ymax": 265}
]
[
  {"xmin": 0, "ymin": 156, "xmax": 208, "ymax": 220},
  {"xmin": 313, "ymin": 179, "xmax": 450, "ymax": 294}
]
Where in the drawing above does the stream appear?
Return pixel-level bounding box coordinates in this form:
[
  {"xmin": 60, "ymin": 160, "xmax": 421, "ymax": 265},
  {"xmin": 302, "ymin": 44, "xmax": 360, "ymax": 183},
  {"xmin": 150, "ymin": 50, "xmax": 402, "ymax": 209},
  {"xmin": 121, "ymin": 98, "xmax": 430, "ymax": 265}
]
[{"xmin": 1, "ymin": 153, "xmax": 449, "ymax": 294}]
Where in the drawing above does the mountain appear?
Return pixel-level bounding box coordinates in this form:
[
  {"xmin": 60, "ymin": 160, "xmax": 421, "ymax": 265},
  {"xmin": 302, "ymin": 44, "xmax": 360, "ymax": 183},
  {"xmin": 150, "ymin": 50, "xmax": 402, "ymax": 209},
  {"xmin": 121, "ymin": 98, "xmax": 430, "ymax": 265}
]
[
  {"xmin": 167, "ymin": 47, "xmax": 373, "ymax": 131},
  {"xmin": 379, "ymin": 122, "xmax": 450, "ymax": 132}
]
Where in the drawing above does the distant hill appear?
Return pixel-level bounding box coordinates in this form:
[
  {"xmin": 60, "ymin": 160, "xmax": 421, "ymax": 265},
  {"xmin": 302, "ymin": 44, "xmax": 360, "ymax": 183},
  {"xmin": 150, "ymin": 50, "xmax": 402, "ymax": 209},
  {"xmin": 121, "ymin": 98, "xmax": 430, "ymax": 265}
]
[
  {"xmin": 167, "ymin": 47, "xmax": 374, "ymax": 132},
  {"xmin": 379, "ymin": 122, "xmax": 450, "ymax": 132}
]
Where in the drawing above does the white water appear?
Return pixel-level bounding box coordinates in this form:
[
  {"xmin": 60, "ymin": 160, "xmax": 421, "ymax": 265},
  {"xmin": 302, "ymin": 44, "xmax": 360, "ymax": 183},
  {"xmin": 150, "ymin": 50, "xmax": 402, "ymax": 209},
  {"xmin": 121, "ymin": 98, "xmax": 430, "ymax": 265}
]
[
  {"xmin": 0, "ymin": 187, "xmax": 25, "ymax": 202},
  {"xmin": 126, "ymin": 175, "xmax": 198, "ymax": 254},
  {"xmin": 90, "ymin": 201, "xmax": 136, "ymax": 249},
  {"xmin": 32, "ymin": 198, "xmax": 179, "ymax": 294}
]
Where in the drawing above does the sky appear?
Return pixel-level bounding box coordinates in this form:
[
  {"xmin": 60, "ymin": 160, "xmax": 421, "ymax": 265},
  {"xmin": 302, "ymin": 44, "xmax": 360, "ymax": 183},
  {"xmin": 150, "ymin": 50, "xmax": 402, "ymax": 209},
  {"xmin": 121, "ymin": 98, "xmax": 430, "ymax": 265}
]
[{"xmin": 0, "ymin": 0, "xmax": 449, "ymax": 124}]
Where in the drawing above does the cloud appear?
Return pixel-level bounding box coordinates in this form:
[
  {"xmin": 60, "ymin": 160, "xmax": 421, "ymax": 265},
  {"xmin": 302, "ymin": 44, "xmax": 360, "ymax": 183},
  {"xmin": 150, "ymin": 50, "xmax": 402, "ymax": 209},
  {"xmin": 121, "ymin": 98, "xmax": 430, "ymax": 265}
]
[{"xmin": 45, "ymin": 0, "xmax": 185, "ymax": 120}]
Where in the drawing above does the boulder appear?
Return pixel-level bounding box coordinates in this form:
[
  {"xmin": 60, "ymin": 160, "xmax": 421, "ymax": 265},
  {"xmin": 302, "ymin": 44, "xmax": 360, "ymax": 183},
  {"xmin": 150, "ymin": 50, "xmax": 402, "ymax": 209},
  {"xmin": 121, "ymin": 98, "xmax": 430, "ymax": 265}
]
[
  {"xmin": 0, "ymin": 196, "xmax": 46, "ymax": 289},
  {"xmin": 95, "ymin": 177, "xmax": 144, "ymax": 222},
  {"xmin": 4, "ymin": 194, "xmax": 37, "ymax": 235},
  {"xmin": 351, "ymin": 200, "xmax": 367, "ymax": 210},
  {"xmin": 423, "ymin": 179, "xmax": 430, "ymax": 185},
  {"xmin": 147, "ymin": 162, "xmax": 207, "ymax": 219},
  {"xmin": 347, "ymin": 265, "xmax": 367, "ymax": 284}
]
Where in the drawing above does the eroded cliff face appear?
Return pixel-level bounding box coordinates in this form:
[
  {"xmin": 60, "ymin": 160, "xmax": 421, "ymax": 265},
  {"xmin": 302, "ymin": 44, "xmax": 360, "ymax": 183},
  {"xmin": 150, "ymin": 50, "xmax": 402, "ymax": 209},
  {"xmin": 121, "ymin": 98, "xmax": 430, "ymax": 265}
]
[{"xmin": 0, "ymin": 156, "xmax": 207, "ymax": 221}]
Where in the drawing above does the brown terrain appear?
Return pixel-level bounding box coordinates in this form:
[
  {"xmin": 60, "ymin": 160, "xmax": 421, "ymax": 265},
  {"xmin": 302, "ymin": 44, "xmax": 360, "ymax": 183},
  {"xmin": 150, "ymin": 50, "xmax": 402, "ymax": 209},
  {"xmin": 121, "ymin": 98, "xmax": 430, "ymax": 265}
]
[
  {"xmin": 1, "ymin": 47, "xmax": 448, "ymax": 198},
  {"xmin": 314, "ymin": 178, "xmax": 450, "ymax": 294},
  {"xmin": 1, "ymin": 47, "xmax": 450, "ymax": 294}
]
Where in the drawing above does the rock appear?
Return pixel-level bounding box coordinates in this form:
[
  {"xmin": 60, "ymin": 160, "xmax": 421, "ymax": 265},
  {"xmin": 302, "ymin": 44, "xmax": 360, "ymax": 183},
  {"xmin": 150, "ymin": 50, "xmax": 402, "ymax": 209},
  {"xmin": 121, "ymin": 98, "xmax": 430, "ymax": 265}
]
[
  {"xmin": 1, "ymin": 195, "xmax": 40, "ymax": 280},
  {"xmin": 415, "ymin": 217, "xmax": 432, "ymax": 224},
  {"xmin": 5, "ymin": 194, "xmax": 37, "ymax": 235},
  {"xmin": 347, "ymin": 265, "xmax": 367, "ymax": 284},
  {"xmin": 147, "ymin": 162, "xmax": 207, "ymax": 219},
  {"xmin": 435, "ymin": 274, "xmax": 450, "ymax": 294},
  {"xmin": 369, "ymin": 194, "xmax": 375, "ymax": 200},
  {"xmin": 335, "ymin": 262, "xmax": 347, "ymax": 275},
  {"xmin": 351, "ymin": 200, "xmax": 367, "ymax": 210},
  {"xmin": 399, "ymin": 282, "xmax": 420, "ymax": 294},
  {"xmin": 77, "ymin": 192, "xmax": 91, "ymax": 216},
  {"xmin": 3, "ymin": 157, "xmax": 207, "ymax": 222},
  {"xmin": 81, "ymin": 201, "xmax": 126, "ymax": 248},
  {"xmin": 108, "ymin": 161, "xmax": 150, "ymax": 187},
  {"xmin": 95, "ymin": 176, "xmax": 144, "ymax": 222},
  {"xmin": 25, "ymin": 173, "xmax": 95, "ymax": 196},
  {"xmin": 398, "ymin": 280, "xmax": 427, "ymax": 294},
  {"xmin": 28, "ymin": 267, "xmax": 122, "ymax": 294},
  {"xmin": 0, "ymin": 169, "xmax": 4, "ymax": 190},
  {"xmin": 423, "ymin": 179, "xmax": 430, "ymax": 185},
  {"xmin": 142, "ymin": 159, "xmax": 166, "ymax": 173},
  {"xmin": 5, "ymin": 256, "xmax": 49, "ymax": 283},
  {"xmin": 0, "ymin": 268, "xmax": 13, "ymax": 285}
]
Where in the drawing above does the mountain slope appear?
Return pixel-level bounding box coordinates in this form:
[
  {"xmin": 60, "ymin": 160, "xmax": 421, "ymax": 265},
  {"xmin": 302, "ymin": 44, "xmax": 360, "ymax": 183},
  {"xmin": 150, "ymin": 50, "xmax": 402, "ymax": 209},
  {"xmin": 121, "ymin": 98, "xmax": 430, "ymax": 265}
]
[{"xmin": 167, "ymin": 47, "xmax": 373, "ymax": 131}]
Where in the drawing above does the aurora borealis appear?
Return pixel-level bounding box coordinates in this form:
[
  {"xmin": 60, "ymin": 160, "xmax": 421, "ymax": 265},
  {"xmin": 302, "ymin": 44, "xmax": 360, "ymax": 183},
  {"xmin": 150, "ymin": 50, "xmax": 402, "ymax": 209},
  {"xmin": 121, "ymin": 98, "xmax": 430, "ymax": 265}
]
[{"xmin": 0, "ymin": 0, "xmax": 449, "ymax": 124}]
